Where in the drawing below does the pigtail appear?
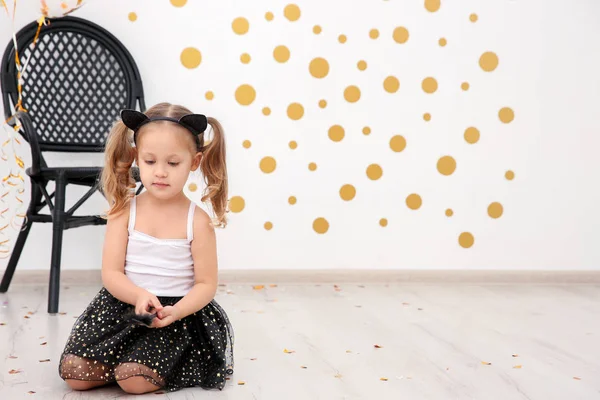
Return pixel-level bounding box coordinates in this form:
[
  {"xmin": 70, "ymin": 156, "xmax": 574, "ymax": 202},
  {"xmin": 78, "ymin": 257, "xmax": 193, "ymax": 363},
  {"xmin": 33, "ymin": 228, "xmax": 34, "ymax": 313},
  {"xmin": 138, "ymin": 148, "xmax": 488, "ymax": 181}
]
[
  {"xmin": 100, "ymin": 120, "xmax": 136, "ymax": 218},
  {"xmin": 200, "ymin": 117, "xmax": 228, "ymax": 228}
]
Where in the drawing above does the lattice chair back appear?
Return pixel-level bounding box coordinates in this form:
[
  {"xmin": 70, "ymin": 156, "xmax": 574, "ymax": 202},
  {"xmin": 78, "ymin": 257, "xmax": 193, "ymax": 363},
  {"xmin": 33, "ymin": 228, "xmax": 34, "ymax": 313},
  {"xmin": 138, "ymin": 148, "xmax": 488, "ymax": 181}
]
[{"xmin": 1, "ymin": 16, "xmax": 145, "ymax": 152}]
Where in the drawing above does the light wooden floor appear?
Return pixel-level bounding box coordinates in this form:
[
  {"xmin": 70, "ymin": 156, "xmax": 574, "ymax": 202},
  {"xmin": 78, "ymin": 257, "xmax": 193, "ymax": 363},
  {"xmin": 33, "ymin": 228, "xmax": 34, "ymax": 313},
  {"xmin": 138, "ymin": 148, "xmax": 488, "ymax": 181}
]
[{"xmin": 1, "ymin": 279, "xmax": 599, "ymax": 399}]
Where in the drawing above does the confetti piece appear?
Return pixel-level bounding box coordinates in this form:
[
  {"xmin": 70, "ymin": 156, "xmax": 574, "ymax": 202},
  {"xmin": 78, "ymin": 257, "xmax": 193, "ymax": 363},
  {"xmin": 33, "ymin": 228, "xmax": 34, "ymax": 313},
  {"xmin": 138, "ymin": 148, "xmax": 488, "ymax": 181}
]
[
  {"xmin": 238, "ymin": 381, "xmax": 246, "ymax": 385},
  {"xmin": 9, "ymin": 369, "xmax": 22, "ymax": 374},
  {"xmin": 380, "ymin": 377, "xmax": 388, "ymax": 381},
  {"xmin": 58, "ymin": 312, "xmax": 67, "ymax": 315},
  {"xmin": 226, "ymin": 290, "xmax": 234, "ymax": 294},
  {"xmin": 573, "ymin": 377, "xmax": 582, "ymax": 380},
  {"xmin": 481, "ymin": 361, "xmax": 492, "ymax": 365},
  {"xmin": 402, "ymin": 302, "xmax": 410, "ymax": 306},
  {"xmin": 23, "ymin": 315, "xmax": 30, "ymax": 319},
  {"xmin": 355, "ymin": 305, "xmax": 362, "ymax": 308},
  {"xmin": 512, "ymin": 354, "xmax": 519, "ymax": 357},
  {"xmin": 0, "ymin": 322, "xmax": 6, "ymax": 326},
  {"xmin": 418, "ymin": 308, "xmax": 423, "ymax": 311},
  {"xmin": 334, "ymin": 374, "xmax": 342, "ymax": 378},
  {"xmin": 38, "ymin": 336, "xmax": 44, "ymax": 339},
  {"xmin": 9, "ymin": 355, "xmax": 17, "ymax": 359},
  {"xmin": 283, "ymin": 348, "xmax": 295, "ymax": 354},
  {"xmin": 358, "ymin": 285, "xmax": 365, "ymax": 288},
  {"xmin": 39, "ymin": 359, "xmax": 50, "ymax": 363},
  {"xmin": 346, "ymin": 350, "xmax": 352, "ymax": 353},
  {"xmin": 513, "ymin": 365, "xmax": 522, "ymax": 369},
  {"xmin": 40, "ymin": 342, "xmax": 47, "ymax": 346},
  {"xmin": 250, "ymin": 358, "xmax": 257, "ymax": 361},
  {"xmin": 334, "ymin": 285, "xmax": 341, "ymax": 291},
  {"xmin": 374, "ymin": 344, "xmax": 383, "ymax": 348},
  {"xmin": 269, "ymin": 284, "xmax": 277, "ymax": 287},
  {"xmin": 300, "ymin": 365, "xmax": 307, "ymax": 369},
  {"xmin": 253, "ymin": 285, "xmax": 264, "ymax": 290},
  {"xmin": 28, "ymin": 391, "xmax": 36, "ymax": 394}
]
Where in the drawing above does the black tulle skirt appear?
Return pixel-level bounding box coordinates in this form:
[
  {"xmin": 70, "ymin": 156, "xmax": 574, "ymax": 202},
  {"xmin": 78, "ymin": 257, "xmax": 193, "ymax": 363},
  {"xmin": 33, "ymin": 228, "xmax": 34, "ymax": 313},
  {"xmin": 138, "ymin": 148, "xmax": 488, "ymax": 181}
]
[{"xmin": 58, "ymin": 287, "xmax": 234, "ymax": 392}]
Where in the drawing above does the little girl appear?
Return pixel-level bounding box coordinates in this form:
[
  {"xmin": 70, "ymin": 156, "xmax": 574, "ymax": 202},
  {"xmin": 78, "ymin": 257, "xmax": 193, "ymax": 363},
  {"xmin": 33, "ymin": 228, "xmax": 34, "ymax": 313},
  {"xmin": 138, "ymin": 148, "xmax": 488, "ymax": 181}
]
[{"xmin": 57, "ymin": 102, "xmax": 234, "ymax": 394}]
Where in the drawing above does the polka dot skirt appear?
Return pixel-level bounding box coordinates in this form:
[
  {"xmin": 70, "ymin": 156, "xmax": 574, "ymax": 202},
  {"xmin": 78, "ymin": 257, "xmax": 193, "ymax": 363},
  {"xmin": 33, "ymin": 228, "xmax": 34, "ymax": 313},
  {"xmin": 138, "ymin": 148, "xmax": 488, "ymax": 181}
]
[{"xmin": 58, "ymin": 288, "xmax": 234, "ymax": 392}]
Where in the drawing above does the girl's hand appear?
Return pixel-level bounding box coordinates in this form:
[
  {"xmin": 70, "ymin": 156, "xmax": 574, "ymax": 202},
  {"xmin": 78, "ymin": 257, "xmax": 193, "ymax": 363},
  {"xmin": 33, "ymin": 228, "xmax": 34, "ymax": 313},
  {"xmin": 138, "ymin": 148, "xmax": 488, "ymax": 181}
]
[
  {"xmin": 152, "ymin": 305, "xmax": 181, "ymax": 328},
  {"xmin": 135, "ymin": 290, "xmax": 163, "ymax": 317}
]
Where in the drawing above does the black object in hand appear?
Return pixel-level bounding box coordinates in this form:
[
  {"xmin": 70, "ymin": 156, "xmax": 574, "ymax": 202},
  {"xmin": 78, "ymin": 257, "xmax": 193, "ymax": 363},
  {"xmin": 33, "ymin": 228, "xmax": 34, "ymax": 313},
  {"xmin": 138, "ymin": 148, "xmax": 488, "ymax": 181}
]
[{"xmin": 123, "ymin": 308, "xmax": 157, "ymax": 327}]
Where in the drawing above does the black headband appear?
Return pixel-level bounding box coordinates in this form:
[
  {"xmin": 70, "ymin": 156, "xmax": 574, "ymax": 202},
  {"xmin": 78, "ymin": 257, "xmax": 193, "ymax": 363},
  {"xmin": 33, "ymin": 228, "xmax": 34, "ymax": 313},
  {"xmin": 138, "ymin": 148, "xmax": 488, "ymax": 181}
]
[{"xmin": 120, "ymin": 109, "xmax": 208, "ymax": 143}]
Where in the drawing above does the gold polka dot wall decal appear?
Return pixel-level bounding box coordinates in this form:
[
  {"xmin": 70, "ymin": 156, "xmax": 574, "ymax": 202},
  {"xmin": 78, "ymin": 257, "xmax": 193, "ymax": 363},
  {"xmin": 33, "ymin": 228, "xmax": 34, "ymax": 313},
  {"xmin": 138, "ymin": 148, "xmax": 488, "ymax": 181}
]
[
  {"xmin": 232, "ymin": 17, "xmax": 250, "ymax": 35},
  {"xmin": 240, "ymin": 53, "xmax": 251, "ymax": 64},
  {"xmin": 423, "ymin": 113, "xmax": 432, "ymax": 121},
  {"xmin": 390, "ymin": 135, "xmax": 407, "ymax": 152},
  {"xmin": 264, "ymin": 222, "xmax": 273, "ymax": 230},
  {"xmin": 243, "ymin": 140, "xmax": 251, "ymax": 149},
  {"xmin": 265, "ymin": 12, "xmax": 274, "ymax": 21},
  {"xmin": 505, "ymin": 170, "xmax": 515, "ymax": 180},
  {"xmin": 328, "ymin": 125, "xmax": 345, "ymax": 142},
  {"xmin": 205, "ymin": 91, "xmax": 214, "ymax": 100},
  {"xmin": 425, "ymin": 0, "xmax": 441, "ymax": 12},
  {"xmin": 379, "ymin": 218, "xmax": 388, "ymax": 227},
  {"xmin": 309, "ymin": 57, "xmax": 329, "ymax": 78},
  {"xmin": 488, "ymin": 202, "xmax": 503, "ymax": 219},
  {"xmin": 284, "ymin": 4, "xmax": 301, "ymax": 21},
  {"xmin": 229, "ymin": 196, "xmax": 245, "ymax": 213},
  {"xmin": 313, "ymin": 217, "xmax": 329, "ymax": 234},
  {"xmin": 188, "ymin": 183, "xmax": 198, "ymax": 192},
  {"xmin": 338, "ymin": 34, "xmax": 347, "ymax": 44},
  {"xmin": 357, "ymin": 60, "xmax": 367, "ymax": 71},
  {"xmin": 369, "ymin": 29, "xmax": 380, "ymax": 39},
  {"xmin": 262, "ymin": 107, "xmax": 271, "ymax": 116},
  {"xmin": 339, "ymin": 184, "xmax": 356, "ymax": 201},
  {"xmin": 289, "ymin": 141, "xmax": 298, "ymax": 149},
  {"xmin": 393, "ymin": 27, "xmax": 409, "ymax": 44},
  {"xmin": 470, "ymin": 13, "xmax": 478, "ymax": 22},
  {"xmin": 406, "ymin": 194, "xmax": 422, "ymax": 210},
  {"xmin": 313, "ymin": 25, "xmax": 322, "ymax": 34},
  {"xmin": 318, "ymin": 99, "xmax": 327, "ymax": 108},
  {"xmin": 260, "ymin": 156, "xmax": 277, "ymax": 173},
  {"xmin": 422, "ymin": 77, "xmax": 438, "ymax": 93},
  {"xmin": 479, "ymin": 51, "xmax": 499, "ymax": 72},
  {"xmin": 445, "ymin": 208, "xmax": 453, "ymax": 217},
  {"xmin": 274, "ymin": 45, "xmax": 291, "ymax": 63},
  {"xmin": 287, "ymin": 103, "xmax": 304, "ymax": 120},
  {"xmin": 344, "ymin": 85, "xmax": 361, "ymax": 103},
  {"xmin": 499, "ymin": 107, "xmax": 514, "ymax": 123},
  {"xmin": 437, "ymin": 156, "xmax": 456, "ymax": 175},
  {"xmin": 288, "ymin": 196, "xmax": 297, "ymax": 205},
  {"xmin": 180, "ymin": 47, "xmax": 202, "ymax": 69},
  {"xmin": 170, "ymin": 0, "xmax": 187, "ymax": 7},
  {"xmin": 128, "ymin": 12, "xmax": 137, "ymax": 22},
  {"xmin": 459, "ymin": 232, "xmax": 475, "ymax": 248},
  {"xmin": 366, "ymin": 164, "xmax": 383, "ymax": 180},
  {"xmin": 438, "ymin": 38, "xmax": 447, "ymax": 47},
  {"xmin": 235, "ymin": 84, "xmax": 256, "ymax": 106},
  {"xmin": 362, "ymin": 127, "xmax": 371, "ymax": 135},
  {"xmin": 464, "ymin": 127, "xmax": 480, "ymax": 144},
  {"xmin": 461, "ymin": 82, "xmax": 470, "ymax": 91},
  {"xmin": 308, "ymin": 162, "xmax": 318, "ymax": 171},
  {"xmin": 384, "ymin": 76, "xmax": 400, "ymax": 93}
]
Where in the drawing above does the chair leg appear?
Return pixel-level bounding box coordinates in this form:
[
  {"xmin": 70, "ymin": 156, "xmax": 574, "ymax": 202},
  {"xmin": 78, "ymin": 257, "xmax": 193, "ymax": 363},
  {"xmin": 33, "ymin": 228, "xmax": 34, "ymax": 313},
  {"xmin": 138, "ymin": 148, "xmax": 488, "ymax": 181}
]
[
  {"xmin": 48, "ymin": 175, "xmax": 66, "ymax": 314},
  {"xmin": 0, "ymin": 219, "xmax": 33, "ymax": 292}
]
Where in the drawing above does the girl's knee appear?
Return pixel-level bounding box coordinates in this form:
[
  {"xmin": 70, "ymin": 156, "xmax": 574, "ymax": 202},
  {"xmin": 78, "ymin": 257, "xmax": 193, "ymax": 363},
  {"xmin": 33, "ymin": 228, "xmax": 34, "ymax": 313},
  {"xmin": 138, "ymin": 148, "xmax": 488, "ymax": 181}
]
[
  {"xmin": 117, "ymin": 376, "xmax": 161, "ymax": 394},
  {"xmin": 64, "ymin": 379, "xmax": 106, "ymax": 391}
]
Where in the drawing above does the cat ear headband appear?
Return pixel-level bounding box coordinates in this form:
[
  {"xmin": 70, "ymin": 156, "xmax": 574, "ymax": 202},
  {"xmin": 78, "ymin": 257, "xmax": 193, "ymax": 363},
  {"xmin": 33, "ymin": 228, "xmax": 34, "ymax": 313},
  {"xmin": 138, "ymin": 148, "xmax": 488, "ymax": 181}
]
[{"xmin": 120, "ymin": 109, "xmax": 207, "ymax": 144}]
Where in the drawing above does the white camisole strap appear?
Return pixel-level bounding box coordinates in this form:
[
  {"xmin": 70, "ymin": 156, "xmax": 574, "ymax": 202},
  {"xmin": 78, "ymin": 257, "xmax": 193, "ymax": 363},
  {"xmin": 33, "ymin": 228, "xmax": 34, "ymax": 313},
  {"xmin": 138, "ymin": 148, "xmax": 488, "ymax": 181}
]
[
  {"xmin": 187, "ymin": 201, "xmax": 196, "ymax": 242},
  {"xmin": 128, "ymin": 196, "xmax": 137, "ymax": 233}
]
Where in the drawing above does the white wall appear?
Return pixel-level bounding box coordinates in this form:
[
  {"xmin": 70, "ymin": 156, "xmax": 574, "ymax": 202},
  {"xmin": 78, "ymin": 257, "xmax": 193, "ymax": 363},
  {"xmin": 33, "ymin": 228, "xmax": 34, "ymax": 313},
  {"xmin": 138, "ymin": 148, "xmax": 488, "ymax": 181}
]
[{"xmin": 1, "ymin": 0, "xmax": 599, "ymax": 271}]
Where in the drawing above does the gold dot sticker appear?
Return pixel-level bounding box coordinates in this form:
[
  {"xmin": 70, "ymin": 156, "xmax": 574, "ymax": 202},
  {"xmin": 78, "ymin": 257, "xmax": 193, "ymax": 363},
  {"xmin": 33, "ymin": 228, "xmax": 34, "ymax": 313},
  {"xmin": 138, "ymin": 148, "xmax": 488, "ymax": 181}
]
[
  {"xmin": 384, "ymin": 76, "xmax": 400, "ymax": 93},
  {"xmin": 357, "ymin": 60, "xmax": 367, "ymax": 71},
  {"xmin": 232, "ymin": 17, "xmax": 249, "ymax": 35},
  {"xmin": 274, "ymin": 45, "xmax": 290, "ymax": 63},
  {"xmin": 284, "ymin": 4, "xmax": 301, "ymax": 22},
  {"xmin": 328, "ymin": 125, "xmax": 345, "ymax": 142},
  {"xmin": 437, "ymin": 156, "xmax": 456, "ymax": 176},
  {"xmin": 425, "ymin": 0, "xmax": 441, "ymax": 12},
  {"xmin": 308, "ymin": 162, "xmax": 317, "ymax": 171},
  {"xmin": 264, "ymin": 222, "xmax": 273, "ymax": 230},
  {"xmin": 499, "ymin": 107, "xmax": 514, "ymax": 123},
  {"xmin": 289, "ymin": 141, "xmax": 297, "ymax": 149},
  {"xmin": 479, "ymin": 51, "xmax": 499, "ymax": 72},
  {"xmin": 170, "ymin": 0, "xmax": 187, "ymax": 7},
  {"xmin": 459, "ymin": 232, "xmax": 474, "ymax": 248},
  {"xmin": 313, "ymin": 217, "xmax": 329, "ymax": 234},
  {"xmin": 318, "ymin": 99, "xmax": 327, "ymax": 108},
  {"xmin": 260, "ymin": 157, "xmax": 276, "ymax": 173},
  {"xmin": 309, "ymin": 57, "xmax": 329, "ymax": 78},
  {"xmin": 339, "ymin": 184, "xmax": 356, "ymax": 201},
  {"xmin": 344, "ymin": 86, "xmax": 361, "ymax": 103},
  {"xmin": 128, "ymin": 12, "xmax": 137, "ymax": 22},
  {"xmin": 366, "ymin": 164, "xmax": 383, "ymax": 180},
  {"xmin": 242, "ymin": 140, "xmax": 251, "ymax": 149},
  {"xmin": 338, "ymin": 34, "xmax": 347, "ymax": 44},
  {"xmin": 393, "ymin": 27, "xmax": 409, "ymax": 44},
  {"xmin": 505, "ymin": 170, "xmax": 515, "ymax": 180},
  {"xmin": 438, "ymin": 38, "xmax": 447, "ymax": 47},
  {"xmin": 288, "ymin": 196, "xmax": 297, "ymax": 205},
  {"xmin": 470, "ymin": 13, "xmax": 478, "ymax": 22},
  {"xmin": 205, "ymin": 91, "xmax": 214, "ymax": 101},
  {"xmin": 369, "ymin": 29, "xmax": 379, "ymax": 39},
  {"xmin": 461, "ymin": 82, "xmax": 470, "ymax": 91},
  {"xmin": 423, "ymin": 113, "xmax": 431, "ymax": 121},
  {"xmin": 287, "ymin": 103, "xmax": 304, "ymax": 120},
  {"xmin": 488, "ymin": 202, "xmax": 503, "ymax": 218},
  {"xmin": 313, "ymin": 25, "xmax": 322, "ymax": 34},
  {"xmin": 188, "ymin": 183, "xmax": 197, "ymax": 192},
  {"xmin": 362, "ymin": 127, "xmax": 371, "ymax": 135},
  {"xmin": 240, "ymin": 53, "xmax": 251, "ymax": 64},
  {"xmin": 445, "ymin": 208, "xmax": 453, "ymax": 217},
  {"xmin": 379, "ymin": 218, "xmax": 388, "ymax": 227},
  {"xmin": 229, "ymin": 196, "xmax": 245, "ymax": 213},
  {"xmin": 406, "ymin": 194, "xmax": 422, "ymax": 210},
  {"xmin": 262, "ymin": 107, "xmax": 271, "ymax": 116},
  {"xmin": 464, "ymin": 127, "xmax": 480, "ymax": 144},
  {"xmin": 390, "ymin": 135, "xmax": 406, "ymax": 152},
  {"xmin": 265, "ymin": 12, "xmax": 274, "ymax": 21},
  {"xmin": 180, "ymin": 47, "xmax": 201, "ymax": 69},
  {"xmin": 235, "ymin": 84, "xmax": 256, "ymax": 106},
  {"xmin": 422, "ymin": 77, "xmax": 438, "ymax": 94}
]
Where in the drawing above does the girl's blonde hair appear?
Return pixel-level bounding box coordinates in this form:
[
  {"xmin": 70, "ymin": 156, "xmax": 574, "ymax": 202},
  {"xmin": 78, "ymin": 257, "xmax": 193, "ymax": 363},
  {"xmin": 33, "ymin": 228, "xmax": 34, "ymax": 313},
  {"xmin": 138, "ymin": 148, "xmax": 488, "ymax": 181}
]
[{"xmin": 100, "ymin": 102, "xmax": 229, "ymax": 228}]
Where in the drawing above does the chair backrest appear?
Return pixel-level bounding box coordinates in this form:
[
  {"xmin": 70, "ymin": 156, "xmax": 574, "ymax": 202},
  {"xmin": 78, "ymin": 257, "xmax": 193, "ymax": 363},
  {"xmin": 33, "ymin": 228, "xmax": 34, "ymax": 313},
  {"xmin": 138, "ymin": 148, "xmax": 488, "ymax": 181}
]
[{"xmin": 1, "ymin": 16, "xmax": 145, "ymax": 152}]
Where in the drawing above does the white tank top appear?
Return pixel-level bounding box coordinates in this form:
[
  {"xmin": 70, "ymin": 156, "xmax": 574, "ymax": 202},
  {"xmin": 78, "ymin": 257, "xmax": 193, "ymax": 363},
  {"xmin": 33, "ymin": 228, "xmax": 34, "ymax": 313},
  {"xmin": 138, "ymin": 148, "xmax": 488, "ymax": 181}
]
[{"xmin": 124, "ymin": 196, "xmax": 196, "ymax": 297}]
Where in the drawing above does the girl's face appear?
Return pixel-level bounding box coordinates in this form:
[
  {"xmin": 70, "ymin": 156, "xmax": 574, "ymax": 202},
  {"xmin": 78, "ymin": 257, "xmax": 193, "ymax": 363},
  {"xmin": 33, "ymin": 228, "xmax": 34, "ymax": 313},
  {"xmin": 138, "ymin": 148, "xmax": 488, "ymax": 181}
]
[{"xmin": 135, "ymin": 123, "xmax": 201, "ymax": 201}]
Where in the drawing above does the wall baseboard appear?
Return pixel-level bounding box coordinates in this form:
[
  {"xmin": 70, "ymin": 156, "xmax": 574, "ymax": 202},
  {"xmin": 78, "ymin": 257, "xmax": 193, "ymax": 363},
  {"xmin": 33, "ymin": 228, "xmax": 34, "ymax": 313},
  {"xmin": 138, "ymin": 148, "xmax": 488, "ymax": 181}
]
[{"xmin": 2, "ymin": 269, "xmax": 600, "ymax": 285}]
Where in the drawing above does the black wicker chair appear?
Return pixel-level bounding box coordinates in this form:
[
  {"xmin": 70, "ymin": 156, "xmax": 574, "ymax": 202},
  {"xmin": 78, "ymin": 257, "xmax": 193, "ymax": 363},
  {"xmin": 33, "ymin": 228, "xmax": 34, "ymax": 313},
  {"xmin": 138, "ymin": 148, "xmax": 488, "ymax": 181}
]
[{"xmin": 0, "ymin": 16, "xmax": 145, "ymax": 313}]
